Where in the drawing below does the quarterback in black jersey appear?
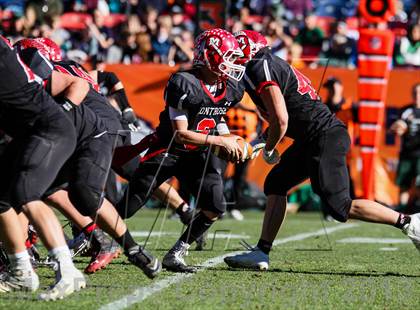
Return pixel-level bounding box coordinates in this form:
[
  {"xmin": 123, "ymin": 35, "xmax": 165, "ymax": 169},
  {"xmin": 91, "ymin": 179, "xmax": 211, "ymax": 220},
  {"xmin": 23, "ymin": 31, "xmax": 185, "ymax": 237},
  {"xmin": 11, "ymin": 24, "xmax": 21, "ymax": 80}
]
[
  {"xmin": 14, "ymin": 38, "xmax": 161, "ymax": 279},
  {"xmin": 117, "ymin": 28, "xmax": 246, "ymax": 272},
  {"xmin": 0, "ymin": 35, "xmax": 85, "ymax": 298},
  {"xmin": 224, "ymin": 30, "xmax": 420, "ymax": 270}
]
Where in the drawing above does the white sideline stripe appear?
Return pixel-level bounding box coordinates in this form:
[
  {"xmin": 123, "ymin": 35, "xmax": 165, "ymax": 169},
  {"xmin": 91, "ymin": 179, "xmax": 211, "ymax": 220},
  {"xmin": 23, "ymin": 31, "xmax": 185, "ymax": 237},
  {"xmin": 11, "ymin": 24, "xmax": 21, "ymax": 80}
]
[
  {"xmin": 131, "ymin": 231, "xmax": 250, "ymax": 239},
  {"xmin": 380, "ymin": 247, "xmax": 398, "ymax": 251},
  {"xmin": 99, "ymin": 223, "xmax": 357, "ymax": 310},
  {"xmin": 338, "ymin": 237, "xmax": 411, "ymax": 244}
]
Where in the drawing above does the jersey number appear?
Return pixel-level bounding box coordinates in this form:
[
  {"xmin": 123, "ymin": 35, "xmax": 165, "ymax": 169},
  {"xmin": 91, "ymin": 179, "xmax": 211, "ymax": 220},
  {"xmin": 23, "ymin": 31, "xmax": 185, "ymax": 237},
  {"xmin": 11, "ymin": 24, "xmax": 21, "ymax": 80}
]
[
  {"xmin": 196, "ymin": 118, "xmax": 216, "ymax": 134},
  {"xmin": 291, "ymin": 67, "xmax": 318, "ymax": 100},
  {"xmin": 185, "ymin": 118, "xmax": 216, "ymax": 150}
]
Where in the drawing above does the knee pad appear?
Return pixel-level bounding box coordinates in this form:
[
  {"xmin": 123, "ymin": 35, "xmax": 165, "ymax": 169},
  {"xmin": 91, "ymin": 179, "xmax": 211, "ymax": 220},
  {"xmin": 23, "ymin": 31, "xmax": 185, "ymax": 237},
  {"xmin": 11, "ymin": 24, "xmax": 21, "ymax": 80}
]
[
  {"xmin": 196, "ymin": 174, "xmax": 226, "ymax": 216},
  {"xmin": 323, "ymin": 197, "xmax": 352, "ymax": 223},
  {"xmin": 68, "ymin": 183, "xmax": 104, "ymax": 217},
  {"xmin": 263, "ymin": 176, "xmax": 288, "ymax": 196}
]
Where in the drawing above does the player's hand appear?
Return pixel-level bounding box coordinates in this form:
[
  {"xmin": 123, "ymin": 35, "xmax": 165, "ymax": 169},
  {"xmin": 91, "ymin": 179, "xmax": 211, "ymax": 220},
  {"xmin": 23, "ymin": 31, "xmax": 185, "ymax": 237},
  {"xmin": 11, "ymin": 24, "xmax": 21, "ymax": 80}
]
[
  {"xmin": 263, "ymin": 148, "xmax": 281, "ymax": 165},
  {"xmin": 220, "ymin": 135, "xmax": 243, "ymax": 162},
  {"xmin": 390, "ymin": 120, "xmax": 407, "ymax": 136}
]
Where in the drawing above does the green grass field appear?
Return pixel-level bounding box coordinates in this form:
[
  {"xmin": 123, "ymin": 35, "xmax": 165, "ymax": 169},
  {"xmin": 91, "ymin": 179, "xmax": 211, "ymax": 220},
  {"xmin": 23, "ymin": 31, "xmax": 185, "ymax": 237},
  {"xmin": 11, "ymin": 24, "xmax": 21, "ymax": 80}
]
[{"xmin": 1, "ymin": 209, "xmax": 419, "ymax": 310}]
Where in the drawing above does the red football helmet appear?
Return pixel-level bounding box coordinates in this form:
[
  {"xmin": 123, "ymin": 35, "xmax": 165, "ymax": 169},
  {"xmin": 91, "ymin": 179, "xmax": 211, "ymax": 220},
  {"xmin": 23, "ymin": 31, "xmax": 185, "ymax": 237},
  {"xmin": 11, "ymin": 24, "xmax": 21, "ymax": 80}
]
[
  {"xmin": 193, "ymin": 28, "xmax": 245, "ymax": 81},
  {"xmin": 14, "ymin": 37, "xmax": 62, "ymax": 62},
  {"xmin": 34, "ymin": 38, "xmax": 62, "ymax": 62},
  {"xmin": 234, "ymin": 30, "xmax": 268, "ymax": 64}
]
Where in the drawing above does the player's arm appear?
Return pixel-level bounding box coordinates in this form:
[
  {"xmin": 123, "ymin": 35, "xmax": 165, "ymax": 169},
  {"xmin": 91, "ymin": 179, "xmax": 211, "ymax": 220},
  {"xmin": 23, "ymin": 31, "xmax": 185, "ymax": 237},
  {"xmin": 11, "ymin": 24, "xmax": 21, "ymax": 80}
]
[
  {"xmin": 50, "ymin": 71, "xmax": 90, "ymax": 105},
  {"xmin": 260, "ymin": 85, "xmax": 288, "ymax": 151},
  {"xmin": 170, "ymin": 108, "xmax": 241, "ymax": 161}
]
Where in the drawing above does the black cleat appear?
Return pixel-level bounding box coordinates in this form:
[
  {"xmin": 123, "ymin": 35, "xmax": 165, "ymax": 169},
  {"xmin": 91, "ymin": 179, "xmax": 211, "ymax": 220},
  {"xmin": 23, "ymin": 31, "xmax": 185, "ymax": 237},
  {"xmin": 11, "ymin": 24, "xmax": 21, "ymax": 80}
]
[
  {"xmin": 162, "ymin": 241, "xmax": 197, "ymax": 273},
  {"xmin": 126, "ymin": 246, "xmax": 161, "ymax": 279}
]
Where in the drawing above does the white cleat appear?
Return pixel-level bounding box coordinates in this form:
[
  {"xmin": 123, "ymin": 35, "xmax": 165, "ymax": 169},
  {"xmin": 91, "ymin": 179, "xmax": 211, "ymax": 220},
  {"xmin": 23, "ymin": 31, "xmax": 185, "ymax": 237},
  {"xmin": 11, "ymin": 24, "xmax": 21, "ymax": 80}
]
[
  {"xmin": 402, "ymin": 213, "xmax": 420, "ymax": 252},
  {"xmin": 39, "ymin": 263, "xmax": 86, "ymax": 301},
  {"xmin": 224, "ymin": 248, "xmax": 269, "ymax": 270},
  {"xmin": 0, "ymin": 267, "xmax": 39, "ymax": 293}
]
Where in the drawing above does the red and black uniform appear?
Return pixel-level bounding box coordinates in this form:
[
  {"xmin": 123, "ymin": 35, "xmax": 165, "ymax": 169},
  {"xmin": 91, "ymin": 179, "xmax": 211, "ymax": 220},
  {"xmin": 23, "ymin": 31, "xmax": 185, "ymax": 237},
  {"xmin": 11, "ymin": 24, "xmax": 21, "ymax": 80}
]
[
  {"xmin": 116, "ymin": 69, "xmax": 244, "ymax": 219},
  {"xmin": 0, "ymin": 36, "xmax": 76, "ymax": 211},
  {"xmin": 244, "ymin": 47, "xmax": 352, "ymax": 222},
  {"xmin": 16, "ymin": 46, "xmax": 114, "ymax": 216}
]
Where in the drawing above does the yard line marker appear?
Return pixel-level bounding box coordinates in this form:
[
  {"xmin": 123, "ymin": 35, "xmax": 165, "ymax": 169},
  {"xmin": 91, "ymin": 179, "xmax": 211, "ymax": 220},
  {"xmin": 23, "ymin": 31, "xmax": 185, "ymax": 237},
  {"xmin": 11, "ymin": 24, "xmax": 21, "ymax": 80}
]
[
  {"xmin": 337, "ymin": 237, "xmax": 411, "ymax": 244},
  {"xmin": 99, "ymin": 223, "xmax": 357, "ymax": 310}
]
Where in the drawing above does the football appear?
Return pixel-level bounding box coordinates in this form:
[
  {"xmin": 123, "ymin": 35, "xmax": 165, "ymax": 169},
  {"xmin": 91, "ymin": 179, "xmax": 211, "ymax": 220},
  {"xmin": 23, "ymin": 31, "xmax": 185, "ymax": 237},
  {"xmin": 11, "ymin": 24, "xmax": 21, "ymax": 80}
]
[{"xmin": 212, "ymin": 135, "xmax": 253, "ymax": 162}]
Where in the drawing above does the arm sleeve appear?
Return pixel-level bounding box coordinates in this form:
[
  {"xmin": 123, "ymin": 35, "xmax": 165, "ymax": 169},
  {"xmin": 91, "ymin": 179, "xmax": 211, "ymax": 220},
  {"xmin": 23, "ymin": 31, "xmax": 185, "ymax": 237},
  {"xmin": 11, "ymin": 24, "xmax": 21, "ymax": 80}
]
[
  {"xmin": 247, "ymin": 58, "xmax": 280, "ymax": 95},
  {"xmin": 98, "ymin": 70, "xmax": 120, "ymax": 89},
  {"xmin": 168, "ymin": 106, "xmax": 188, "ymax": 121},
  {"xmin": 164, "ymin": 75, "xmax": 194, "ymax": 110}
]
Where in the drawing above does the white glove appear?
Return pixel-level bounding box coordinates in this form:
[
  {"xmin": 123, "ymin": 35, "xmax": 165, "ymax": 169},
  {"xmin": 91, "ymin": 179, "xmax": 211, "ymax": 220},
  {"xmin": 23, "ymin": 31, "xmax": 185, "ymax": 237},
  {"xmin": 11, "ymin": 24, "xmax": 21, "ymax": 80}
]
[
  {"xmin": 250, "ymin": 142, "xmax": 266, "ymax": 159},
  {"xmin": 263, "ymin": 148, "xmax": 281, "ymax": 165}
]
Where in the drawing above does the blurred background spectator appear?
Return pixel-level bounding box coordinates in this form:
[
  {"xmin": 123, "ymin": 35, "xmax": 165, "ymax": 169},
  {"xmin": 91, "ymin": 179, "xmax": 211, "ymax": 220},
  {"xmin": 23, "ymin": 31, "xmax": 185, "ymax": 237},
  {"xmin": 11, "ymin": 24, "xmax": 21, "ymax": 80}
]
[
  {"xmin": 390, "ymin": 83, "xmax": 420, "ymax": 213},
  {"xmin": 0, "ymin": 0, "xmax": 418, "ymax": 68}
]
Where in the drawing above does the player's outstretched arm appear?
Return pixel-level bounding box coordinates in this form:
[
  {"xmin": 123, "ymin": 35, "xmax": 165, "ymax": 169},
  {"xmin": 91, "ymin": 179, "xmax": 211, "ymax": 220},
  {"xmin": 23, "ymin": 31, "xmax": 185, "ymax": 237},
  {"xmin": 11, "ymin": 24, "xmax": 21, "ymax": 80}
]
[{"xmin": 50, "ymin": 71, "xmax": 90, "ymax": 105}]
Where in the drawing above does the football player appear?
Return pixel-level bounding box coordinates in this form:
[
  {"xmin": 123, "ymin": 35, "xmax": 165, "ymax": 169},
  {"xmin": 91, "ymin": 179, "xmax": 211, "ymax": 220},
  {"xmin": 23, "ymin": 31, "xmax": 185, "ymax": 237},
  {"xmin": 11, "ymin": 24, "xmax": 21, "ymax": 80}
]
[
  {"xmin": 0, "ymin": 36, "xmax": 85, "ymax": 298},
  {"xmin": 224, "ymin": 30, "xmax": 420, "ymax": 270},
  {"xmin": 37, "ymin": 38, "xmax": 195, "ymax": 225},
  {"xmin": 14, "ymin": 39, "xmax": 162, "ymax": 280},
  {"xmin": 116, "ymin": 28, "xmax": 246, "ymax": 272}
]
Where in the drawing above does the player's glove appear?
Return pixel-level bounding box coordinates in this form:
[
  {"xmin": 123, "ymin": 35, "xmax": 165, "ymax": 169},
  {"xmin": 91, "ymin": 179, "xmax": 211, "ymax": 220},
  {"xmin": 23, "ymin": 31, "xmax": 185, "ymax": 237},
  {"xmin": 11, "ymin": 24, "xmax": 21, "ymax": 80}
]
[
  {"xmin": 263, "ymin": 148, "xmax": 281, "ymax": 165},
  {"xmin": 122, "ymin": 108, "xmax": 141, "ymax": 132}
]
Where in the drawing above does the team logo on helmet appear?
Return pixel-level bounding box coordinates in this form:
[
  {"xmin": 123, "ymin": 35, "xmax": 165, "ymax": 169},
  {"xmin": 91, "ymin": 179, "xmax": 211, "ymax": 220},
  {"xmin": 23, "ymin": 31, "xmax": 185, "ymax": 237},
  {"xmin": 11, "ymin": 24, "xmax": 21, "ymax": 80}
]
[{"xmin": 234, "ymin": 30, "xmax": 268, "ymax": 64}]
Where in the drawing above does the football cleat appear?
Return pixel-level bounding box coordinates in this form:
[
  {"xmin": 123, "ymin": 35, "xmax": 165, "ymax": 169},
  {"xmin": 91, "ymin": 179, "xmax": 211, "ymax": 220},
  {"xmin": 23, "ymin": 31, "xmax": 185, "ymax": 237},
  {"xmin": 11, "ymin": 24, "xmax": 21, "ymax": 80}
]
[
  {"xmin": 224, "ymin": 243, "xmax": 269, "ymax": 270},
  {"xmin": 67, "ymin": 232, "xmax": 90, "ymax": 257},
  {"xmin": 38, "ymin": 263, "xmax": 86, "ymax": 301},
  {"xmin": 163, "ymin": 241, "xmax": 197, "ymax": 273},
  {"xmin": 125, "ymin": 246, "xmax": 161, "ymax": 279},
  {"xmin": 402, "ymin": 213, "xmax": 420, "ymax": 252},
  {"xmin": 84, "ymin": 230, "xmax": 121, "ymax": 274},
  {"xmin": 0, "ymin": 267, "xmax": 39, "ymax": 293}
]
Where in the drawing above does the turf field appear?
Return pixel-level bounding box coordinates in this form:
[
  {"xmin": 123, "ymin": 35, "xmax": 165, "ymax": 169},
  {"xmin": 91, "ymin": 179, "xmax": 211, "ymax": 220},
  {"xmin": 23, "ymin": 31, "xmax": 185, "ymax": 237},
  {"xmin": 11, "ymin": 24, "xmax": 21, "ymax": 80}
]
[{"xmin": 1, "ymin": 209, "xmax": 419, "ymax": 309}]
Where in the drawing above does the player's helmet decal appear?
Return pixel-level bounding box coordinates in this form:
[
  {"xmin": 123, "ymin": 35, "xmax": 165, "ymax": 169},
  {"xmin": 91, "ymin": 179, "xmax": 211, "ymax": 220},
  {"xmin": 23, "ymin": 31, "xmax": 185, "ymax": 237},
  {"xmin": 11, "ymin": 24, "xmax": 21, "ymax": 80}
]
[
  {"xmin": 234, "ymin": 30, "xmax": 268, "ymax": 64},
  {"xmin": 14, "ymin": 37, "xmax": 62, "ymax": 62},
  {"xmin": 193, "ymin": 28, "xmax": 245, "ymax": 81},
  {"xmin": 35, "ymin": 38, "xmax": 62, "ymax": 62}
]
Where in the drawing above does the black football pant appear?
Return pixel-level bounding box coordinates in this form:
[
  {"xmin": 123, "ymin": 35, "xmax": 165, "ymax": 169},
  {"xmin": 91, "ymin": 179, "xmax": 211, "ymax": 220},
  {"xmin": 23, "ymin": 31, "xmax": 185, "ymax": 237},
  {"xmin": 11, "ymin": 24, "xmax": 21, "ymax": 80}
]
[
  {"xmin": 264, "ymin": 126, "xmax": 353, "ymax": 222},
  {"xmin": 116, "ymin": 150, "xmax": 226, "ymax": 219}
]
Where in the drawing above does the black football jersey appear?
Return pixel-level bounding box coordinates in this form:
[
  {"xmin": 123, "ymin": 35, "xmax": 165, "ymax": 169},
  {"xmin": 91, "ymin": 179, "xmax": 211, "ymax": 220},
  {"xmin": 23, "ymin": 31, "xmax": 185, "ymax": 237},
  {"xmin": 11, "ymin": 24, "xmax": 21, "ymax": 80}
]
[
  {"xmin": 0, "ymin": 36, "xmax": 58, "ymax": 136},
  {"xmin": 14, "ymin": 45, "xmax": 105, "ymax": 143},
  {"xmin": 243, "ymin": 47, "xmax": 342, "ymax": 143},
  {"xmin": 156, "ymin": 69, "xmax": 245, "ymax": 150},
  {"xmin": 54, "ymin": 60, "xmax": 123, "ymax": 135}
]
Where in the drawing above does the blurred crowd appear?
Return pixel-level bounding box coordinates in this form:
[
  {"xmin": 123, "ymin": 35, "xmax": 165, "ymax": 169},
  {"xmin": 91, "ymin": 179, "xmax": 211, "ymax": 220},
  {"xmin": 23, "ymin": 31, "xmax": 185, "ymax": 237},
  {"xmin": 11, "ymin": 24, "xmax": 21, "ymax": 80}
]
[{"xmin": 0, "ymin": 0, "xmax": 419, "ymax": 68}]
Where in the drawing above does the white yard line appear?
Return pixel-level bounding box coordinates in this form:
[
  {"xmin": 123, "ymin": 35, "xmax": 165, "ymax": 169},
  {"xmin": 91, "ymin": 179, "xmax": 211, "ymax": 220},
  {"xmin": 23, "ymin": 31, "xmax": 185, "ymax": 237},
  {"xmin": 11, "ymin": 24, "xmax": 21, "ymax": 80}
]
[
  {"xmin": 337, "ymin": 237, "xmax": 411, "ymax": 244},
  {"xmin": 131, "ymin": 231, "xmax": 250, "ymax": 239},
  {"xmin": 99, "ymin": 223, "xmax": 358, "ymax": 310}
]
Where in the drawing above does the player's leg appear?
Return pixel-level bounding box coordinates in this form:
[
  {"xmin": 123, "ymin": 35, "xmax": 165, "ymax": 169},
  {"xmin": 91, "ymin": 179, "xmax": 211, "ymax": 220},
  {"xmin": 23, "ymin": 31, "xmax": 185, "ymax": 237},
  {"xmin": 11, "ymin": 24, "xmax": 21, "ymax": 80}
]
[
  {"xmin": 224, "ymin": 143, "xmax": 308, "ymax": 269},
  {"xmin": 0, "ymin": 207, "xmax": 39, "ymax": 292},
  {"xmin": 69, "ymin": 137, "xmax": 165, "ymax": 278},
  {"xmin": 153, "ymin": 181, "xmax": 193, "ymax": 225},
  {"xmin": 311, "ymin": 126, "xmax": 420, "ymax": 251},
  {"xmin": 163, "ymin": 154, "xmax": 228, "ymax": 272}
]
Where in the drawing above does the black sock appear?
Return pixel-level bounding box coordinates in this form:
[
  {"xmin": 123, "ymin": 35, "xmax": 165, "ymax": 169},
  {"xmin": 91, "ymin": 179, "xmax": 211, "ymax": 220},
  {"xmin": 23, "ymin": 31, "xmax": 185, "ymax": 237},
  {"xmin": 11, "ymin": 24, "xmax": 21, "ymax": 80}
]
[
  {"xmin": 176, "ymin": 202, "xmax": 187, "ymax": 215},
  {"xmin": 394, "ymin": 213, "xmax": 411, "ymax": 229},
  {"xmin": 257, "ymin": 239, "xmax": 272, "ymax": 255},
  {"xmin": 179, "ymin": 212, "xmax": 214, "ymax": 244},
  {"xmin": 115, "ymin": 229, "xmax": 138, "ymax": 252}
]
